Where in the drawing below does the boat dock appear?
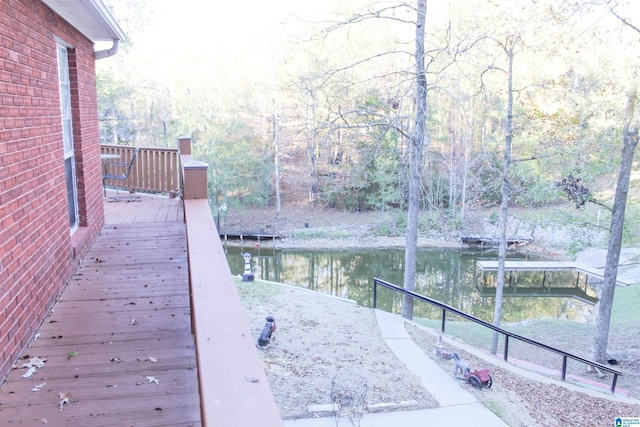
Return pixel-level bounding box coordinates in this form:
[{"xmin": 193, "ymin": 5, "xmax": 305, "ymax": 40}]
[
  {"xmin": 476, "ymin": 260, "xmax": 632, "ymax": 286},
  {"xmin": 461, "ymin": 234, "xmax": 534, "ymax": 246},
  {"xmin": 219, "ymin": 228, "xmax": 279, "ymax": 242}
]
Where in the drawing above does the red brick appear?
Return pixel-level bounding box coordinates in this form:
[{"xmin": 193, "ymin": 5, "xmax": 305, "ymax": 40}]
[{"xmin": 0, "ymin": 0, "xmax": 107, "ymax": 382}]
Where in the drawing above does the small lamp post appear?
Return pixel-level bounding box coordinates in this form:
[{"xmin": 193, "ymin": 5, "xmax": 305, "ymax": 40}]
[
  {"xmin": 216, "ymin": 202, "xmax": 227, "ymax": 232},
  {"xmin": 242, "ymin": 252, "xmax": 254, "ymax": 282}
]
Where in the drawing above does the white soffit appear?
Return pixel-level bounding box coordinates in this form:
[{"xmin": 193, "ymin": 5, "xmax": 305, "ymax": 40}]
[{"xmin": 41, "ymin": 0, "xmax": 126, "ymax": 42}]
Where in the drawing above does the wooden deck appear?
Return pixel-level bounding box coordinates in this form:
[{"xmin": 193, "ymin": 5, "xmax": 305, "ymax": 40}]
[
  {"xmin": 0, "ymin": 196, "xmax": 199, "ymax": 425},
  {"xmin": 103, "ymin": 191, "xmax": 184, "ymax": 224}
]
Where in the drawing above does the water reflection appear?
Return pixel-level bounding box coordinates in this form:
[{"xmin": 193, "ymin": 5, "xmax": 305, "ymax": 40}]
[{"xmin": 225, "ymin": 246, "xmax": 597, "ymax": 323}]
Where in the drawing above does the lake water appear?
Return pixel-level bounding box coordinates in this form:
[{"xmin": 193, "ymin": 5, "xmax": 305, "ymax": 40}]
[{"xmin": 225, "ymin": 246, "xmax": 597, "ymax": 323}]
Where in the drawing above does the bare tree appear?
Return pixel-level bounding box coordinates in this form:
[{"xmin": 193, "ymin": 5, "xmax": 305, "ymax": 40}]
[
  {"xmin": 401, "ymin": 0, "xmax": 428, "ymax": 319},
  {"xmin": 590, "ymin": 0, "xmax": 640, "ymax": 364},
  {"xmin": 593, "ymin": 88, "xmax": 639, "ymax": 362},
  {"xmin": 487, "ymin": 36, "xmax": 519, "ymax": 354}
]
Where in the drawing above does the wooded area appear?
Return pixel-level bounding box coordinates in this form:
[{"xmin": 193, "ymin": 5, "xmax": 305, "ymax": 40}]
[
  {"xmin": 98, "ymin": 0, "xmax": 637, "ymax": 217},
  {"xmin": 98, "ymin": 0, "xmax": 640, "ymax": 361}
]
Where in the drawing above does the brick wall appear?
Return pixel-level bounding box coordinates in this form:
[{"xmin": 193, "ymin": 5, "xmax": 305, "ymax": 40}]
[{"xmin": 0, "ymin": 0, "xmax": 105, "ymax": 381}]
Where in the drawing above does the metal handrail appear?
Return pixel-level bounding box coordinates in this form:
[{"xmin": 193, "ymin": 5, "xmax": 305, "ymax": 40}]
[{"xmin": 372, "ymin": 277, "xmax": 621, "ymax": 394}]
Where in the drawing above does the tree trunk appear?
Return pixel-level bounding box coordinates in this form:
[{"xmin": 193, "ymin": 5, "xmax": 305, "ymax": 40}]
[
  {"xmin": 402, "ymin": 0, "xmax": 427, "ymax": 320},
  {"xmin": 593, "ymin": 88, "xmax": 639, "ymax": 362},
  {"xmin": 273, "ymin": 99, "xmax": 282, "ymax": 219},
  {"xmin": 490, "ymin": 40, "xmax": 516, "ymax": 354}
]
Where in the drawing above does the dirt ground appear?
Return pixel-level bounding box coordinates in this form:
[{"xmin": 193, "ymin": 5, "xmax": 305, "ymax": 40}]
[
  {"xmin": 230, "ymin": 204, "xmax": 640, "ymax": 424},
  {"xmin": 237, "ymin": 281, "xmax": 438, "ymax": 419}
]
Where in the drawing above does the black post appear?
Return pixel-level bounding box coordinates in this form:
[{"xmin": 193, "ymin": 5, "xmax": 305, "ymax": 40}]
[
  {"xmin": 441, "ymin": 308, "xmax": 446, "ymax": 333},
  {"xmin": 373, "ymin": 279, "xmax": 378, "ymax": 309},
  {"xmin": 611, "ymin": 373, "xmax": 619, "ymax": 394},
  {"xmin": 503, "ymin": 335, "xmax": 509, "ymax": 362},
  {"xmin": 561, "ymin": 355, "xmax": 568, "ymax": 381}
]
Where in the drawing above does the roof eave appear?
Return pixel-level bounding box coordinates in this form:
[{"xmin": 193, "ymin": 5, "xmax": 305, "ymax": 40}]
[{"xmin": 41, "ymin": 0, "xmax": 127, "ymax": 43}]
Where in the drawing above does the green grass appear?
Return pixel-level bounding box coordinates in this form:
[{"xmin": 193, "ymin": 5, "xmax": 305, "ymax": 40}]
[
  {"xmin": 611, "ymin": 284, "xmax": 640, "ymax": 324},
  {"xmin": 413, "ymin": 284, "xmax": 639, "ymax": 359}
]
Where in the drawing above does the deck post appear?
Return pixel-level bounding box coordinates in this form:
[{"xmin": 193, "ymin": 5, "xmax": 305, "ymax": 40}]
[
  {"xmin": 183, "ymin": 160, "xmax": 209, "ymax": 200},
  {"xmin": 178, "ymin": 136, "xmax": 192, "ymax": 155}
]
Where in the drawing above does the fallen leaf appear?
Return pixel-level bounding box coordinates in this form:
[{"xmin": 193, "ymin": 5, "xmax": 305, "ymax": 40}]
[
  {"xmin": 41, "ymin": 419, "xmax": 47, "ymax": 424},
  {"xmin": 67, "ymin": 350, "xmax": 78, "ymax": 359},
  {"xmin": 58, "ymin": 392, "xmax": 72, "ymax": 411},
  {"xmin": 130, "ymin": 319, "xmax": 139, "ymax": 325},
  {"xmin": 146, "ymin": 376, "xmax": 159, "ymax": 384},
  {"xmin": 110, "ymin": 357, "xmax": 122, "ymax": 363},
  {"xmin": 32, "ymin": 382, "xmax": 47, "ymax": 392},
  {"xmin": 23, "ymin": 357, "xmax": 46, "ymax": 369},
  {"xmin": 21, "ymin": 366, "xmax": 36, "ymax": 378},
  {"xmin": 147, "ymin": 356, "xmax": 157, "ymax": 363}
]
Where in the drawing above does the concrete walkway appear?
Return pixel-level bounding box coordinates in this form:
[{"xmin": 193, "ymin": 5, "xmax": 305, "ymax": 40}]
[{"xmin": 283, "ymin": 309, "xmax": 507, "ymax": 427}]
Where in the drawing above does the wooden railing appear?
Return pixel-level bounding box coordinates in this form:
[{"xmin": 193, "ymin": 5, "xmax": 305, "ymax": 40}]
[
  {"xmin": 100, "ymin": 145, "xmax": 180, "ymax": 195},
  {"xmin": 179, "ymin": 137, "xmax": 283, "ymax": 427}
]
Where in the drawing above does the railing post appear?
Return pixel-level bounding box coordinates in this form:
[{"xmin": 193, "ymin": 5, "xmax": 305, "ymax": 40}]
[
  {"xmin": 441, "ymin": 308, "xmax": 446, "ymax": 333},
  {"xmin": 373, "ymin": 279, "xmax": 378, "ymax": 309},
  {"xmin": 182, "ymin": 160, "xmax": 209, "ymax": 200},
  {"xmin": 561, "ymin": 355, "xmax": 568, "ymax": 381},
  {"xmin": 611, "ymin": 373, "xmax": 618, "ymax": 394},
  {"xmin": 178, "ymin": 136, "xmax": 192, "ymax": 155},
  {"xmin": 503, "ymin": 335, "xmax": 509, "ymax": 362}
]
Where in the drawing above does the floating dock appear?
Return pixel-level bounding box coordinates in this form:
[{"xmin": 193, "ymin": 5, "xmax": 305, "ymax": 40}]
[
  {"xmin": 461, "ymin": 234, "xmax": 534, "ymax": 246},
  {"xmin": 219, "ymin": 228, "xmax": 279, "ymax": 242},
  {"xmin": 476, "ymin": 260, "xmax": 632, "ymax": 286}
]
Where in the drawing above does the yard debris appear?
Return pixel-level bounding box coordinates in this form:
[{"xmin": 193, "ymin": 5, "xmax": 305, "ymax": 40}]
[
  {"xmin": 21, "ymin": 366, "xmax": 36, "ymax": 378},
  {"xmin": 22, "ymin": 357, "xmax": 46, "ymax": 369},
  {"xmin": 130, "ymin": 319, "xmax": 139, "ymax": 325},
  {"xmin": 67, "ymin": 350, "xmax": 78, "ymax": 359},
  {"xmin": 32, "ymin": 382, "xmax": 47, "ymax": 392},
  {"xmin": 146, "ymin": 376, "xmax": 159, "ymax": 384},
  {"xmin": 58, "ymin": 392, "xmax": 73, "ymax": 411},
  {"xmin": 110, "ymin": 357, "xmax": 122, "ymax": 363}
]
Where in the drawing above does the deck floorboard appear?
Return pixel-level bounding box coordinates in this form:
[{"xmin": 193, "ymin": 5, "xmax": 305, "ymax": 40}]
[{"xmin": 0, "ymin": 196, "xmax": 200, "ymax": 426}]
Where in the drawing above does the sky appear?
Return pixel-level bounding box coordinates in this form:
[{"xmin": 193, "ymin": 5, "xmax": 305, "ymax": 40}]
[{"xmin": 103, "ymin": 0, "xmax": 338, "ymax": 49}]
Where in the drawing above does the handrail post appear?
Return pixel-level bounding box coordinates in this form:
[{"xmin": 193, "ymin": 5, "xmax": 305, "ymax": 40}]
[
  {"xmin": 441, "ymin": 308, "xmax": 446, "ymax": 333},
  {"xmin": 611, "ymin": 373, "xmax": 619, "ymax": 394},
  {"xmin": 561, "ymin": 355, "xmax": 568, "ymax": 381},
  {"xmin": 373, "ymin": 279, "xmax": 378, "ymax": 309},
  {"xmin": 503, "ymin": 335, "xmax": 509, "ymax": 362}
]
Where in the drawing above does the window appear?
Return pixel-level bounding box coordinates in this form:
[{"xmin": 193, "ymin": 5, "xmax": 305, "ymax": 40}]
[{"xmin": 57, "ymin": 44, "xmax": 78, "ymax": 231}]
